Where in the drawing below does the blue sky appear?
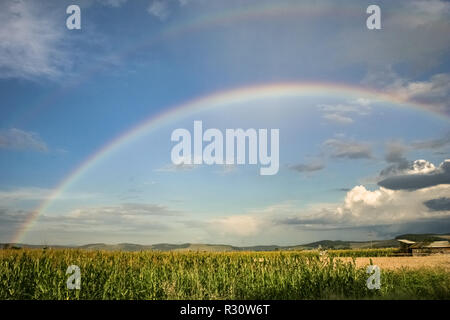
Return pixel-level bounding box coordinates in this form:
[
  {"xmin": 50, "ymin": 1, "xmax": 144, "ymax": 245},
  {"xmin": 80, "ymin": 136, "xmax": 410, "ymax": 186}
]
[{"xmin": 0, "ymin": 0, "xmax": 450, "ymax": 245}]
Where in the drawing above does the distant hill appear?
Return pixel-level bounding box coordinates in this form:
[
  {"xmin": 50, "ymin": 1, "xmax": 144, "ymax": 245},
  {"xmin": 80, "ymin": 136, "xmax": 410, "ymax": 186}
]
[
  {"xmin": 78, "ymin": 243, "xmax": 239, "ymax": 252},
  {"xmin": 0, "ymin": 243, "xmax": 72, "ymax": 250},
  {"xmin": 2, "ymin": 233, "xmax": 449, "ymax": 252},
  {"xmin": 282, "ymin": 239, "xmax": 400, "ymax": 250}
]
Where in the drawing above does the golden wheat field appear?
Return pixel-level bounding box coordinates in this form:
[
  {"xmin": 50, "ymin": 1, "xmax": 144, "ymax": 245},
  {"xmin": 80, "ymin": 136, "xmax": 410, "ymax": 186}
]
[{"xmin": 339, "ymin": 255, "xmax": 450, "ymax": 271}]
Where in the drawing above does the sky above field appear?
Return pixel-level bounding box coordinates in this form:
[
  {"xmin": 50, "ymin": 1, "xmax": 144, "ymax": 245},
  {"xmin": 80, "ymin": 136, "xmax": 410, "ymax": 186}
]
[{"xmin": 1, "ymin": 0, "xmax": 450, "ymax": 246}]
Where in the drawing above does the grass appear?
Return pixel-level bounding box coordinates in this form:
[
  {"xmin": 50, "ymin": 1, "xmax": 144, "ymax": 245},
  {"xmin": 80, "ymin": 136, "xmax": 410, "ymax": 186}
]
[{"xmin": 0, "ymin": 249, "xmax": 448, "ymax": 300}]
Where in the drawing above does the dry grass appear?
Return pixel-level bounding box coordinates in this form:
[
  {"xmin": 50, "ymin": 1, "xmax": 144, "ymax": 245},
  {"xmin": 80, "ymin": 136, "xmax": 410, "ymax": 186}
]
[{"xmin": 338, "ymin": 255, "xmax": 450, "ymax": 270}]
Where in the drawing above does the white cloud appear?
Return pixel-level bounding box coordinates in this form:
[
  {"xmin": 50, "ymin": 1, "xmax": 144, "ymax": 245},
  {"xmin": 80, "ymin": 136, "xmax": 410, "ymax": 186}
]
[
  {"xmin": 324, "ymin": 139, "xmax": 372, "ymax": 159},
  {"xmin": 0, "ymin": 0, "xmax": 69, "ymax": 80},
  {"xmin": 98, "ymin": 0, "xmax": 128, "ymax": 7},
  {"xmin": 400, "ymin": 0, "xmax": 450, "ymax": 27},
  {"xmin": 67, "ymin": 203, "xmax": 178, "ymax": 219},
  {"xmin": 389, "ymin": 73, "xmax": 450, "ymax": 115},
  {"xmin": 221, "ymin": 159, "xmax": 450, "ymax": 234},
  {"xmin": 319, "ymin": 103, "xmax": 371, "ymax": 125},
  {"xmin": 0, "ymin": 128, "xmax": 48, "ymax": 152},
  {"xmin": 334, "ymin": 184, "xmax": 450, "ymax": 225},
  {"xmin": 352, "ymin": 98, "xmax": 372, "ymax": 107},
  {"xmin": 363, "ymin": 65, "xmax": 450, "ymax": 115},
  {"xmin": 148, "ymin": 1, "xmax": 170, "ymax": 20},
  {"xmin": 319, "ymin": 104, "xmax": 371, "ymax": 115},
  {"xmin": 0, "ymin": 187, "xmax": 51, "ymax": 202},
  {"xmin": 378, "ymin": 159, "xmax": 450, "ymax": 190},
  {"xmin": 404, "ymin": 159, "xmax": 437, "ymax": 175},
  {"xmin": 334, "ymin": 0, "xmax": 450, "ymax": 71},
  {"xmin": 209, "ymin": 215, "xmax": 264, "ymax": 237},
  {"xmin": 323, "ymin": 113, "xmax": 354, "ymax": 125},
  {"xmin": 0, "ymin": 187, "xmax": 96, "ymax": 205},
  {"xmin": 272, "ymin": 184, "xmax": 450, "ymax": 230}
]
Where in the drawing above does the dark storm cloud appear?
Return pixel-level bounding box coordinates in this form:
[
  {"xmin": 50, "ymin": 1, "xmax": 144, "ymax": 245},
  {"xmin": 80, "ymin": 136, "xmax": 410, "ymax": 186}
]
[
  {"xmin": 275, "ymin": 215, "xmax": 450, "ymax": 234},
  {"xmin": 370, "ymin": 218, "xmax": 450, "ymax": 239},
  {"xmin": 380, "ymin": 141, "xmax": 410, "ymax": 177},
  {"xmin": 424, "ymin": 197, "xmax": 450, "ymax": 211},
  {"xmin": 378, "ymin": 160, "xmax": 450, "ymax": 190}
]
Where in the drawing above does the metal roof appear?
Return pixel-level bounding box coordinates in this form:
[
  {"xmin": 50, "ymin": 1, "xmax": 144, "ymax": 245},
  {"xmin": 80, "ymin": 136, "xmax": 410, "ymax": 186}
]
[
  {"xmin": 410, "ymin": 240, "xmax": 450, "ymax": 249},
  {"xmin": 425, "ymin": 241, "xmax": 450, "ymax": 248},
  {"xmin": 397, "ymin": 239, "xmax": 416, "ymax": 244}
]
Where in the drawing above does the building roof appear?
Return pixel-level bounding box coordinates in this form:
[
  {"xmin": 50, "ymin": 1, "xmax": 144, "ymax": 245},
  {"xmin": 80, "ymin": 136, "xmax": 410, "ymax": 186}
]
[
  {"xmin": 397, "ymin": 239, "xmax": 416, "ymax": 245},
  {"xmin": 425, "ymin": 241, "xmax": 450, "ymax": 248},
  {"xmin": 410, "ymin": 240, "xmax": 450, "ymax": 249}
]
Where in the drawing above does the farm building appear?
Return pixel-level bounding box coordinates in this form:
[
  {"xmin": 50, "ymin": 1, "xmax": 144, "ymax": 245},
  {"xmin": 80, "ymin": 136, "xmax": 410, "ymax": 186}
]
[{"xmin": 397, "ymin": 239, "xmax": 450, "ymax": 256}]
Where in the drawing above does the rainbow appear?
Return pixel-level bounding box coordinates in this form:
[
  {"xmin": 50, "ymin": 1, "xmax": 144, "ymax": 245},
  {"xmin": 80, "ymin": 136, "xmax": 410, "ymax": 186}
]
[
  {"xmin": 12, "ymin": 1, "xmax": 362, "ymax": 127},
  {"xmin": 11, "ymin": 82, "xmax": 449, "ymax": 243}
]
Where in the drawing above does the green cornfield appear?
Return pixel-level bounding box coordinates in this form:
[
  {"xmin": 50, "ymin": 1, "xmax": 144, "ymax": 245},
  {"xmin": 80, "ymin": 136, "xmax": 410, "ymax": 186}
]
[{"xmin": 0, "ymin": 249, "xmax": 448, "ymax": 300}]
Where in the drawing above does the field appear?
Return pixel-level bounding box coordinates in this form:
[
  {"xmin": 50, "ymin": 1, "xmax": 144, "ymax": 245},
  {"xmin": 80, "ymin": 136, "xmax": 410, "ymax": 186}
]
[
  {"xmin": 0, "ymin": 248, "xmax": 449, "ymax": 300},
  {"xmin": 339, "ymin": 255, "xmax": 450, "ymax": 271}
]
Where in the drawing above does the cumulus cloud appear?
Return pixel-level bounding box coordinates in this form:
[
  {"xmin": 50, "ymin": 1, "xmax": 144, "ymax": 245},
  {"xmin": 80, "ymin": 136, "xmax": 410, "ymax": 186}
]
[
  {"xmin": 0, "ymin": 128, "xmax": 48, "ymax": 152},
  {"xmin": 324, "ymin": 139, "xmax": 372, "ymax": 159},
  {"xmin": 380, "ymin": 138, "xmax": 450, "ymax": 177},
  {"xmin": 227, "ymin": 158, "xmax": 450, "ymax": 234},
  {"xmin": 215, "ymin": 181, "xmax": 450, "ymax": 238},
  {"xmin": 275, "ymin": 184, "xmax": 450, "ymax": 229},
  {"xmin": 378, "ymin": 159, "xmax": 450, "ymax": 190}
]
